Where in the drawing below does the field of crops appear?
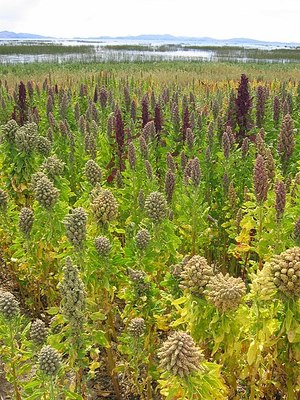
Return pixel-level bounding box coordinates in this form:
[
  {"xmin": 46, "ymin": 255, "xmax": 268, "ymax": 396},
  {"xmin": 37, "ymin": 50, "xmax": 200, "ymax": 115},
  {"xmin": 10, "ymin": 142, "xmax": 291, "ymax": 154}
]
[{"xmin": 0, "ymin": 61, "xmax": 299, "ymax": 400}]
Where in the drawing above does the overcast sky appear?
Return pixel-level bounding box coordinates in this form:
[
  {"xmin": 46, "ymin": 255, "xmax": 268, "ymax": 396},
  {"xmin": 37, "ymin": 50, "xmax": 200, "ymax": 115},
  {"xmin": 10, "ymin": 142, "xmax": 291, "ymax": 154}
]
[{"xmin": 1, "ymin": 0, "xmax": 300, "ymax": 42}]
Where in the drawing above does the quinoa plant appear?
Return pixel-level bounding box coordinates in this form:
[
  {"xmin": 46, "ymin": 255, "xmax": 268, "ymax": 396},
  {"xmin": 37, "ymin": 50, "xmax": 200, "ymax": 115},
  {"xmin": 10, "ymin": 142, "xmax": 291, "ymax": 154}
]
[{"xmin": 0, "ymin": 292, "xmax": 27, "ymax": 400}]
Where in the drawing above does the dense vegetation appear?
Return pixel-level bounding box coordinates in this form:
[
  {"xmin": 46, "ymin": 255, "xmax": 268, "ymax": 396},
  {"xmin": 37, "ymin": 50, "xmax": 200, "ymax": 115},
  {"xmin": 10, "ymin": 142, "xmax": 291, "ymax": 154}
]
[
  {"xmin": 0, "ymin": 44, "xmax": 93, "ymax": 55},
  {"xmin": 0, "ymin": 61, "xmax": 299, "ymax": 399}
]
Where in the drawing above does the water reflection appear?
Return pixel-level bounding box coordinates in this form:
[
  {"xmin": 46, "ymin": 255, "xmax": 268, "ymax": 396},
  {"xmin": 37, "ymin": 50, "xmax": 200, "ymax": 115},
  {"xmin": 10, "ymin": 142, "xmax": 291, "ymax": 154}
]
[{"xmin": 0, "ymin": 43, "xmax": 296, "ymax": 64}]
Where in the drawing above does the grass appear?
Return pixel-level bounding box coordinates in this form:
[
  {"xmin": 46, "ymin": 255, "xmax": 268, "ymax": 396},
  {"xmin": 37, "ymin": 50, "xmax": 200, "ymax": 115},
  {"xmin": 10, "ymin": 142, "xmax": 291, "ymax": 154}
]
[
  {"xmin": 103, "ymin": 44, "xmax": 181, "ymax": 52},
  {"xmin": 0, "ymin": 43, "xmax": 94, "ymax": 55},
  {"xmin": 102, "ymin": 43, "xmax": 300, "ymax": 60}
]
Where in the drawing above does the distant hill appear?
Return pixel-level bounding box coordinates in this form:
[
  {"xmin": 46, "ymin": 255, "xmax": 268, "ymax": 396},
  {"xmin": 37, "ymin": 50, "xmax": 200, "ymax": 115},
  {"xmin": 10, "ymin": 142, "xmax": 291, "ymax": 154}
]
[
  {"xmin": 0, "ymin": 31, "xmax": 52, "ymax": 39},
  {"xmin": 79, "ymin": 34, "xmax": 300, "ymax": 47},
  {"xmin": 1, "ymin": 31, "xmax": 299, "ymax": 47}
]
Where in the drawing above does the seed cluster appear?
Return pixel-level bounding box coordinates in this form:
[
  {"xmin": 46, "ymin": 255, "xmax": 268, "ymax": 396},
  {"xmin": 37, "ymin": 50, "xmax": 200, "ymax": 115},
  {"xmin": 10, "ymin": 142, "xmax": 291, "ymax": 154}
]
[
  {"xmin": 30, "ymin": 319, "xmax": 48, "ymax": 345},
  {"xmin": 269, "ymin": 247, "xmax": 300, "ymax": 298},
  {"xmin": 85, "ymin": 159, "xmax": 102, "ymax": 186},
  {"xmin": 128, "ymin": 268, "xmax": 149, "ymax": 294},
  {"xmin": 64, "ymin": 207, "xmax": 87, "ymax": 250},
  {"xmin": 36, "ymin": 135, "xmax": 52, "ymax": 156},
  {"xmin": 1, "ymin": 119, "xmax": 18, "ymax": 143},
  {"xmin": 41, "ymin": 155, "xmax": 65, "ymax": 179},
  {"xmin": 179, "ymin": 255, "xmax": 214, "ymax": 295},
  {"xmin": 59, "ymin": 257, "xmax": 86, "ymax": 331},
  {"xmin": 158, "ymin": 331, "xmax": 203, "ymax": 377},
  {"xmin": 144, "ymin": 191, "xmax": 167, "ymax": 222},
  {"xmin": 128, "ymin": 317, "xmax": 145, "ymax": 337},
  {"xmin": 135, "ymin": 229, "xmax": 151, "ymax": 250},
  {"xmin": 91, "ymin": 189, "xmax": 118, "ymax": 224},
  {"xmin": 33, "ymin": 174, "xmax": 60, "ymax": 209},
  {"xmin": 206, "ymin": 273, "xmax": 246, "ymax": 312},
  {"xmin": 0, "ymin": 292, "xmax": 20, "ymax": 320},
  {"xmin": 95, "ymin": 236, "xmax": 111, "ymax": 256},
  {"xmin": 15, "ymin": 122, "xmax": 38, "ymax": 153},
  {"xmin": 19, "ymin": 207, "xmax": 34, "ymax": 236},
  {"xmin": 38, "ymin": 345, "xmax": 61, "ymax": 376},
  {"xmin": 251, "ymin": 265, "xmax": 276, "ymax": 301},
  {"xmin": 0, "ymin": 189, "xmax": 8, "ymax": 211}
]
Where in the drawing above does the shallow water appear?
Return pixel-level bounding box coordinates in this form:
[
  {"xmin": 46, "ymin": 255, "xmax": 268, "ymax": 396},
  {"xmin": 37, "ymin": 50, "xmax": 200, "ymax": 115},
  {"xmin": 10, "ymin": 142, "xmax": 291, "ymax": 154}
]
[{"xmin": 0, "ymin": 39, "xmax": 296, "ymax": 64}]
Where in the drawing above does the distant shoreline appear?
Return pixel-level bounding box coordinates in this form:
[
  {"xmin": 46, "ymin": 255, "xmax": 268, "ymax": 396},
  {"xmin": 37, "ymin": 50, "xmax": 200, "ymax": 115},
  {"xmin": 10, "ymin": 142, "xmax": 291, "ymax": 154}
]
[{"xmin": 0, "ymin": 31, "xmax": 299, "ymax": 49}]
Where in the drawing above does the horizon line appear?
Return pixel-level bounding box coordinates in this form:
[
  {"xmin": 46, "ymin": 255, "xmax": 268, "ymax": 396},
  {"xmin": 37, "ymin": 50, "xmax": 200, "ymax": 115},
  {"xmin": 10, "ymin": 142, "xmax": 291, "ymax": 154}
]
[{"xmin": 1, "ymin": 30, "xmax": 300, "ymax": 44}]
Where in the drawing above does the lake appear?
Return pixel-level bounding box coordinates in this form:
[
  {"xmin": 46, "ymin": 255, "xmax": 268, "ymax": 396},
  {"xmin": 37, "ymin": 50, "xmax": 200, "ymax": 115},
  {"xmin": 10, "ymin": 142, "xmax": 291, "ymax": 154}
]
[{"xmin": 0, "ymin": 38, "xmax": 299, "ymax": 64}]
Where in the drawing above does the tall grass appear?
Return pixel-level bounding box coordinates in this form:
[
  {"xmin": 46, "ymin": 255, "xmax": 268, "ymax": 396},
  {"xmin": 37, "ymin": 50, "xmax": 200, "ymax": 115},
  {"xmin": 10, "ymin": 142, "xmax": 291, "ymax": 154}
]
[{"xmin": 0, "ymin": 44, "xmax": 94, "ymax": 55}]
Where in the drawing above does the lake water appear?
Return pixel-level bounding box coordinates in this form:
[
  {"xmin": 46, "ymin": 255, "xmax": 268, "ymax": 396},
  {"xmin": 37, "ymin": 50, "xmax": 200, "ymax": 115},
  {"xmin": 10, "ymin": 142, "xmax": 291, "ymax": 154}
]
[{"xmin": 0, "ymin": 38, "xmax": 297, "ymax": 64}]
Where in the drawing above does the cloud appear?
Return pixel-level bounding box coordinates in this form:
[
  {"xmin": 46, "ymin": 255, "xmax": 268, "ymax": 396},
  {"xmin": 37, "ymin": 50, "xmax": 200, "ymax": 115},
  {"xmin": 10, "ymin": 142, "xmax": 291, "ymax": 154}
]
[
  {"xmin": 1, "ymin": 0, "xmax": 300, "ymax": 42},
  {"xmin": 1, "ymin": 0, "xmax": 42, "ymax": 34},
  {"xmin": 1, "ymin": 0, "xmax": 40, "ymax": 19}
]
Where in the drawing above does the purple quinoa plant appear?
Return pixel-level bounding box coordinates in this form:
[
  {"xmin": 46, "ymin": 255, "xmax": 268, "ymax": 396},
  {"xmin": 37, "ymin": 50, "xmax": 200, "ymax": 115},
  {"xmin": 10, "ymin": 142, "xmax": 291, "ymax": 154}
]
[
  {"xmin": 141, "ymin": 94, "xmax": 149, "ymax": 128},
  {"xmin": 256, "ymin": 85, "xmax": 267, "ymax": 128},
  {"xmin": 275, "ymin": 181, "xmax": 286, "ymax": 222},
  {"xmin": 114, "ymin": 106, "xmax": 125, "ymax": 171},
  {"xmin": 235, "ymin": 74, "xmax": 253, "ymax": 142},
  {"xmin": 273, "ymin": 95, "xmax": 281, "ymax": 126},
  {"xmin": 181, "ymin": 106, "xmax": 190, "ymax": 142}
]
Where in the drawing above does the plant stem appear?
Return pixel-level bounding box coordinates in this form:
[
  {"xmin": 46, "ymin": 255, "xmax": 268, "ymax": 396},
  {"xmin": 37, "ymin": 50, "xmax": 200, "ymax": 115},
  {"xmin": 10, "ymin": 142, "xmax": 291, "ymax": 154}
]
[
  {"xmin": 132, "ymin": 338, "xmax": 143, "ymax": 396},
  {"xmin": 257, "ymin": 204, "xmax": 264, "ymax": 270},
  {"xmin": 286, "ymin": 372, "xmax": 295, "ymax": 400},
  {"xmin": 103, "ymin": 286, "xmax": 121, "ymax": 399},
  {"xmin": 191, "ymin": 194, "xmax": 197, "ymax": 256},
  {"xmin": 105, "ymin": 340, "xmax": 122, "ymax": 400},
  {"xmin": 145, "ymin": 323, "xmax": 155, "ymax": 400},
  {"xmin": 8, "ymin": 321, "xmax": 21, "ymax": 400},
  {"xmin": 49, "ymin": 378, "xmax": 55, "ymax": 400}
]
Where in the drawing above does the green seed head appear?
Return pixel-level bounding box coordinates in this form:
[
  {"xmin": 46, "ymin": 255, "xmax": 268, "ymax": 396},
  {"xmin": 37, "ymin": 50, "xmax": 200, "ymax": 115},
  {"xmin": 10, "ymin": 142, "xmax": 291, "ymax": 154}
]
[
  {"xmin": 19, "ymin": 207, "xmax": 34, "ymax": 236},
  {"xmin": 94, "ymin": 236, "xmax": 111, "ymax": 256},
  {"xmin": 0, "ymin": 292, "xmax": 20, "ymax": 320},
  {"xmin": 30, "ymin": 319, "xmax": 48, "ymax": 345},
  {"xmin": 38, "ymin": 345, "xmax": 61, "ymax": 376},
  {"xmin": 144, "ymin": 191, "xmax": 167, "ymax": 223}
]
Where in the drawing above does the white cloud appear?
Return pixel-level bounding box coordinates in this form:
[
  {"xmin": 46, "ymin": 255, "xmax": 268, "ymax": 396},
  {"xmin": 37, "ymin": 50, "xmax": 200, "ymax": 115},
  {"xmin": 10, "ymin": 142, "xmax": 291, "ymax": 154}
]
[
  {"xmin": 1, "ymin": 0, "xmax": 40, "ymax": 20},
  {"xmin": 1, "ymin": 0, "xmax": 300, "ymax": 42}
]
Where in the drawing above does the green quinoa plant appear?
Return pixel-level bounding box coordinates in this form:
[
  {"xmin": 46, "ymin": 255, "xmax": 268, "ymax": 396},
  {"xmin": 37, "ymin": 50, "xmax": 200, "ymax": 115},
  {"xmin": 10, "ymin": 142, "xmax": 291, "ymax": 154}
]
[{"xmin": 0, "ymin": 292, "xmax": 31, "ymax": 400}]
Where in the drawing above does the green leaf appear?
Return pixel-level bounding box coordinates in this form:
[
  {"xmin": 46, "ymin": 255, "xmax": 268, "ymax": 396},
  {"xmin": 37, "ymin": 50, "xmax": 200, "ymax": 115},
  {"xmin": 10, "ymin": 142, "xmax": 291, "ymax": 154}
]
[
  {"xmin": 172, "ymin": 297, "xmax": 186, "ymax": 306},
  {"xmin": 285, "ymin": 308, "xmax": 294, "ymax": 331},
  {"xmin": 287, "ymin": 321, "xmax": 300, "ymax": 343},
  {"xmin": 24, "ymin": 390, "xmax": 44, "ymax": 399},
  {"xmin": 90, "ymin": 311, "xmax": 106, "ymax": 321},
  {"xmin": 93, "ymin": 331, "xmax": 109, "ymax": 347},
  {"xmin": 23, "ymin": 380, "xmax": 41, "ymax": 390},
  {"xmin": 63, "ymin": 389, "xmax": 84, "ymax": 399},
  {"xmin": 47, "ymin": 307, "xmax": 59, "ymax": 315},
  {"xmin": 247, "ymin": 341, "xmax": 258, "ymax": 366}
]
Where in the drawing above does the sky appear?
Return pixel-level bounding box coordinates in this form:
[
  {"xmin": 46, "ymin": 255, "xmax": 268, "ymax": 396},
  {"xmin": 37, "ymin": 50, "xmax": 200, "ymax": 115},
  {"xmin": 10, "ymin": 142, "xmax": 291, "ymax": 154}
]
[{"xmin": 1, "ymin": 0, "xmax": 300, "ymax": 42}]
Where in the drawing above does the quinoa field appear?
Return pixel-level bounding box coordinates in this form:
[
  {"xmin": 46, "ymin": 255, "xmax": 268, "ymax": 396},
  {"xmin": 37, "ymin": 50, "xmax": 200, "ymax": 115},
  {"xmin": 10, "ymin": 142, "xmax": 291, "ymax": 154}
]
[{"xmin": 0, "ymin": 61, "xmax": 299, "ymax": 399}]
